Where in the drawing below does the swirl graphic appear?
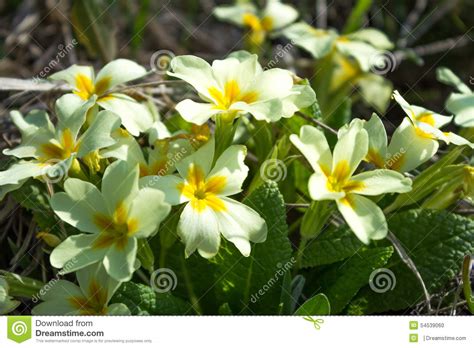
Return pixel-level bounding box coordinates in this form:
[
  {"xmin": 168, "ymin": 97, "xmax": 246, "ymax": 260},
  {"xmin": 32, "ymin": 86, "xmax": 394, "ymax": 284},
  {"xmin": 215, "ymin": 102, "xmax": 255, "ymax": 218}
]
[
  {"xmin": 150, "ymin": 50, "xmax": 175, "ymax": 74},
  {"xmin": 369, "ymin": 51, "xmax": 397, "ymax": 75},
  {"xmin": 11, "ymin": 321, "xmax": 28, "ymax": 336},
  {"xmin": 41, "ymin": 159, "xmax": 69, "ymax": 184},
  {"xmin": 260, "ymin": 159, "xmax": 287, "ymax": 183},
  {"xmin": 150, "ymin": 268, "xmax": 177, "ymax": 293},
  {"xmin": 369, "ymin": 268, "xmax": 396, "ymax": 293}
]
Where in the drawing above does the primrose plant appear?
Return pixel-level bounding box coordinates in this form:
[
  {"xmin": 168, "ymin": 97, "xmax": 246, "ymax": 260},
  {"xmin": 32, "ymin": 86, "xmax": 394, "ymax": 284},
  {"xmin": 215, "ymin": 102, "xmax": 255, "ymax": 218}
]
[{"xmin": 0, "ymin": 42, "xmax": 471, "ymax": 317}]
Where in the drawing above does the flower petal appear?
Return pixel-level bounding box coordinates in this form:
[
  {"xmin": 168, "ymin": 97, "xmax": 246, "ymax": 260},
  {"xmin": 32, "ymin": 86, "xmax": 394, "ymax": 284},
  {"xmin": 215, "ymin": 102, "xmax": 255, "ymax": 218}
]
[
  {"xmin": 175, "ymin": 99, "xmax": 220, "ymax": 125},
  {"xmin": 215, "ymin": 197, "xmax": 267, "ymax": 256},
  {"xmin": 55, "ymin": 94, "xmax": 96, "ymax": 138},
  {"xmin": 101, "ymin": 160, "xmax": 139, "ymax": 214},
  {"xmin": 213, "ymin": 4, "xmax": 256, "ymax": 27},
  {"xmin": 77, "ymin": 110, "xmax": 121, "ymax": 157},
  {"xmin": 95, "ymin": 59, "xmax": 147, "ymax": 90},
  {"xmin": 50, "ymin": 234, "xmax": 108, "ymax": 273},
  {"xmin": 363, "ymin": 113, "xmax": 387, "ymax": 166},
  {"xmin": 281, "ymin": 22, "xmax": 336, "ymax": 59},
  {"xmin": 333, "ymin": 119, "xmax": 368, "ymax": 176},
  {"xmin": 251, "ymin": 68, "xmax": 294, "ymax": 100},
  {"xmin": 211, "ymin": 55, "xmax": 260, "ymax": 92},
  {"xmin": 446, "ymin": 93, "xmax": 474, "ymax": 128},
  {"xmin": 101, "ymin": 129, "xmax": 146, "ymax": 165},
  {"xmin": 178, "ymin": 203, "xmax": 220, "ymax": 258},
  {"xmin": 140, "ymin": 175, "xmax": 187, "ymax": 205},
  {"xmin": 263, "ymin": 0, "xmax": 298, "ymax": 30},
  {"xmin": 350, "ymin": 169, "xmax": 412, "ymax": 196},
  {"xmin": 176, "ymin": 138, "xmax": 215, "ymax": 180},
  {"xmin": 442, "ymin": 132, "xmax": 473, "ymax": 147},
  {"xmin": 103, "ymin": 237, "xmax": 137, "ymax": 281},
  {"xmin": 231, "ymin": 99, "xmax": 282, "ymax": 122},
  {"xmin": 98, "ymin": 94, "xmax": 153, "ymax": 136},
  {"xmin": 308, "ymin": 172, "xmax": 345, "ymax": 201},
  {"xmin": 169, "ymin": 55, "xmax": 217, "ymax": 98},
  {"xmin": 290, "ymin": 125, "xmax": 333, "ymax": 174},
  {"xmin": 0, "ymin": 162, "xmax": 48, "ymax": 186},
  {"xmin": 128, "ymin": 188, "xmax": 171, "ymax": 238},
  {"xmin": 336, "ymin": 194, "xmax": 387, "ymax": 244},
  {"xmin": 49, "ymin": 65, "xmax": 95, "ymax": 90},
  {"xmin": 51, "ymin": 178, "xmax": 108, "ymax": 233},
  {"xmin": 281, "ymin": 84, "xmax": 316, "ymax": 118},
  {"xmin": 3, "ymin": 110, "xmax": 55, "ymax": 158},
  {"xmin": 387, "ymin": 118, "xmax": 439, "ymax": 172},
  {"xmin": 207, "ymin": 145, "xmax": 248, "ymax": 196}
]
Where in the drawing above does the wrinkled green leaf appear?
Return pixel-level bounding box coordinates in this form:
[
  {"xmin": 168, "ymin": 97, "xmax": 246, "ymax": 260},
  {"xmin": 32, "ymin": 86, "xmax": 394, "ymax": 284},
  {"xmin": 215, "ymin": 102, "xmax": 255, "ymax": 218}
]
[
  {"xmin": 347, "ymin": 210, "xmax": 474, "ymax": 314},
  {"xmin": 215, "ymin": 182, "xmax": 293, "ymax": 314},
  {"xmin": 111, "ymin": 281, "xmax": 193, "ymax": 315}
]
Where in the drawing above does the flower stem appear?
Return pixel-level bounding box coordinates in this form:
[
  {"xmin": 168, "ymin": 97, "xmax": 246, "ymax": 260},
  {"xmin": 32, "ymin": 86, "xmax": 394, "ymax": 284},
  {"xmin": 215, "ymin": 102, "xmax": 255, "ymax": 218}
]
[
  {"xmin": 180, "ymin": 257, "xmax": 203, "ymax": 315},
  {"xmin": 214, "ymin": 112, "xmax": 238, "ymax": 161}
]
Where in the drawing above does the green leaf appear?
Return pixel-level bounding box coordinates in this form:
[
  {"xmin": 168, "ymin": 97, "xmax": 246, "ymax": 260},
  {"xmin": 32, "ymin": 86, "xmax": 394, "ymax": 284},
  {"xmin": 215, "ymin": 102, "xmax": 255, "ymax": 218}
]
[
  {"xmin": 11, "ymin": 180, "xmax": 49, "ymax": 212},
  {"xmin": 300, "ymin": 226, "xmax": 364, "ymax": 268},
  {"xmin": 111, "ymin": 281, "xmax": 193, "ymax": 315},
  {"xmin": 71, "ymin": 0, "xmax": 117, "ymax": 62},
  {"xmin": 161, "ymin": 242, "xmax": 219, "ymax": 314},
  {"xmin": 137, "ymin": 239, "xmax": 154, "ymax": 274},
  {"xmin": 342, "ymin": 0, "xmax": 374, "ymax": 34},
  {"xmin": 215, "ymin": 182, "xmax": 293, "ymax": 314},
  {"xmin": 385, "ymin": 147, "xmax": 465, "ymax": 213},
  {"xmin": 278, "ymin": 271, "xmax": 293, "ymax": 315},
  {"xmin": 300, "ymin": 201, "xmax": 333, "ymax": 239},
  {"xmin": 295, "ymin": 293, "xmax": 331, "ymax": 315},
  {"xmin": 347, "ymin": 210, "xmax": 474, "ymax": 314},
  {"xmin": 309, "ymin": 247, "xmax": 393, "ymax": 314},
  {"xmin": 218, "ymin": 303, "xmax": 233, "ymax": 315}
]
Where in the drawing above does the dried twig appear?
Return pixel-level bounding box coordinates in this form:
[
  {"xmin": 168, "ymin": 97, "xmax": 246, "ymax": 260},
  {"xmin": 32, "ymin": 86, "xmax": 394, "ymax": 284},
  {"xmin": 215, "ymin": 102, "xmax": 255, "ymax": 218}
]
[{"xmin": 387, "ymin": 231, "xmax": 432, "ymax": 313}]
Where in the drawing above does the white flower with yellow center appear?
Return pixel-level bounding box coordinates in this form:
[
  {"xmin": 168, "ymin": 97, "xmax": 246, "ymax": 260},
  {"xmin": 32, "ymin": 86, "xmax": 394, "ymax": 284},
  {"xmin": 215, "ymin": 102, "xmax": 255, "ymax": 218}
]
[
  {"xmin": 49, "ymin": 160, "xmax": 170, "ymax": 281},
  {"xmin": 144, "ymin": 138, "xmax": 267, "ymax": 258},
  {"xmin": 281, "ymin": 22, "xmax": 393, "ymax": 71},
  {"xmin": 361, "ymin": 113, "xmax": 437, "ymax": 173},
  {"xmin": 168, "ymin": 51, "xmax": 315, "ymax": 125},
  {"xmin": 437, "ymin": 67, "xmax": 474, "ymax": 128},
  {"xmin": 393, "ymin": 90, "xmax": 473, "ymax": 148},
  {"xmin": 214, "ymin": 0, "xmax": 298, "ymax": 45},
  {"xmin": 290, "ymin": 121, "xmax": 412, "ymax": 243},
  {"xmin": 49, "ymin": 59, "xmax": 153, "ymax": 136},
  {"xmin": 32, "ymin": 264, "xmax": 130, "ymax": 315},
  {"xmin": 0, "ymin": 94, "xmax": 120, "ymax": 200}
]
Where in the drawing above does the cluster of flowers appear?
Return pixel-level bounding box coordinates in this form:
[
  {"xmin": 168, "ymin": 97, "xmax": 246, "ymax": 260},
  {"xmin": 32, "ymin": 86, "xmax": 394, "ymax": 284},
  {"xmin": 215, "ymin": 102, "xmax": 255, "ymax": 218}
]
[{"xmin": 0, "ymin": 1, "xmax": 472, "ymax": 316}]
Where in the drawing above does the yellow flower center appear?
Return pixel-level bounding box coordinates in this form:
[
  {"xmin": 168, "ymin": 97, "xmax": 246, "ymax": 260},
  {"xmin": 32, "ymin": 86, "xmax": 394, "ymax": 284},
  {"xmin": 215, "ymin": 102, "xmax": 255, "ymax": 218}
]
[
  {"xmin": 208, "ymin": 80, "xmax": 259, "ymax": 110},
  {"xmin": 68, "ymin": 280, "xmax": 108, "ymax": 315},
  {"xmin": 92, "ymin": 201, "xmax": 138, "ymax": 250},
  {"xmin": 365, "ymin": 148, "xmax": 386, "ymax": 168},
  {"xmin": 414, "ymin": 112, "xmax": 437, "ymax": 139},
  {"xmin": 74, "ymin": 73, "xmax": 112, "ymax": 101},
  {"xmin": 325, "ymin": 160, "xmax": 365, "ymax": 193},
  {"xmin": 39, "ymin": 128, "xmax": 79, "ymax": 161},
  {"xmin": 177, "ymin": 164, "xmax": 227, "ymax": 212}
]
